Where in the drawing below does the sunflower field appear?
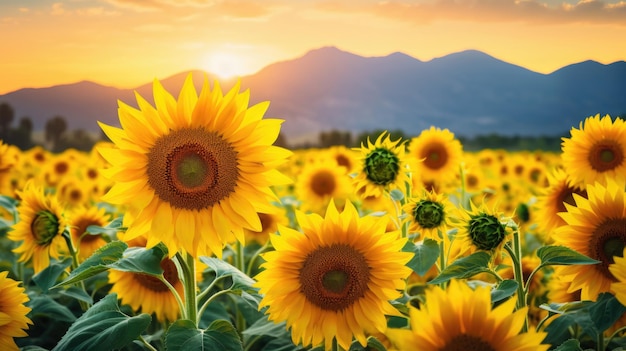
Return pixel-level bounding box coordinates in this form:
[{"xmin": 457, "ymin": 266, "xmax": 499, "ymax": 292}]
[{"xmin": 1, "ymin": 74, "xmax": 625, "ymax": 351}]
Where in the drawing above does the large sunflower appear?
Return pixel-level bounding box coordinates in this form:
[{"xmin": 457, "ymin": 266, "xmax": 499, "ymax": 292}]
[
  {"xmin": 8, "ymin": 181, "xmax": 67, "ymax": 273},
  {"xmin": 98, "ymin": 74, "xmax": 292, "ymax": 258},
  {"xmin": 561, "ymin": 114, "xmax": 626, "ymax": 188},
  {"xmin": 387, "ymin": 279, "xmax": 549, "ymax": 351},
  {"xmin": 255, "ymin": 200, "xmax": 413, "ymax": 350},
  {"xmin": 535, "ymin": 167, "xmax": 587, "ymax": 241},
  {"xmin": 408, "ymin": 126, "xmax": 463, "ymax": 187},
  {"xmin": 0, "ymin": 271, "xmax": 32, "ymax": 351},
  {"xmin": 352, "ymin": 131, "xmax": 410, "ymax": 198},
  {"xmin": 552, "ymin": 177, "xmax": 626, "ymax": 300}
]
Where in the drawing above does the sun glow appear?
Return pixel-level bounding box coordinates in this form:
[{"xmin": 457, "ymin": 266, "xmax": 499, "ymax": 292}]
[{"xmin": 201, "ymin": 51, "xmax": 251, "ymax": 79}]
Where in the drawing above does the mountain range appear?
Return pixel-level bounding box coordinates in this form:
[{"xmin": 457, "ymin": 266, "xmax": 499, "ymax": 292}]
[{"xmin": 1, "ymin": 46, "xmax": 625, "ymax": 144}]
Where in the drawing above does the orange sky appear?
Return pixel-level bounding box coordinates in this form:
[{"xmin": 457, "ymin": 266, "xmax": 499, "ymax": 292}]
[{"xmin": 1, "ymin": 0, "xmax": 626, "ymax": 94}]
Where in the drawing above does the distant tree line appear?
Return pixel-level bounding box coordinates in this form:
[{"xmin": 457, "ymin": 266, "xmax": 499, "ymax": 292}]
[
  {"xmin": 0, "ymin": 102, "xmax": 104, "ymax": 152},
  {"xmin": 286, "ymin": 128, "xmax": 569, "ymax": 152}
]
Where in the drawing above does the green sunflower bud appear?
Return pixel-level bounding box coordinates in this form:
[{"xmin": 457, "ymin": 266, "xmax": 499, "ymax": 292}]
[
  {"xmin": 32, "ymin": 210, "xmax": 60, "ymax": 245},
  {"xmin": 364, "ymin": 148, "xmax": 400, "ymax": 185},
  {"xmin": 413, "ymin": 200, "xmax": 445, "ymax": 229},
  {"xmin": 467, "ymin": 212, "xmax": 507, "ymax": 251},
  {"xmin": 516, "ymin": 203, "xmax": 531, "ymax": 223}
]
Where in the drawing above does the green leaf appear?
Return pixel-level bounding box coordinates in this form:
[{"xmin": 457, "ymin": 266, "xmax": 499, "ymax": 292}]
[
  {"xmin": 589, "ymin": 292, "xmax": 626, "ymax": 333},
  {"xmin": 199, "ymin": 256, "xmax": 257, "ymax": 292},
  {"xmin": 537, "ymin": 245, "xmax": 600, "ymax": 266},
  {"xmin": 542, "ymin": 295, "xmax": 624, "ymax": 345},
  {"xmin": 52, "ymin": 294, "xmax": 151, "ymax": 351},
  {"xmin": 59, "ymin": 286, "xmax": 93, "ymax": 305},
  {"xmin": 53, "ymin": 241, "xmax": 127, "ymax": 288},
  {"xmin": 348, "ymin": 336, "xmax": 387, "ymax": 351},
  {"xmin": 165, "ymin": 319, "xmax": 242, "ymax": 351},
  {"xmin": 553, "ymin": 339, "xmax": 583, "ymax": 351},
  {"xmin": 86, "ymin": 216, "xmax": 124, "ymax": 236},
  {"xmin": 242, "ymin": 316, "xmax": 288, "ymax": 341},
  {"xmin": 33, "ymin": 258, "xmax": 73, "ymax": 291},
  {"xmin": 28, "ymin": 295, "xmax": 76, "ymax": 322},
  {"xmin": 108, "ymin": 244, "xmax": 167, "ymax": 276},
  {"xmin": 539, "ymin": 301, "xmax": 593, "ymax": 315},
  {"xmin": 429, "ymin": 251, "xmax": 491, "ymax": 285},
  {"xmin": 389, "ymin": 189, "xmax": 404, "ymax": 201},
  {"xmin": 404, "ymin": 239, "xmax": 439, "ymax": 277},
  {"xmin": 491, "ymin": 279, "xmax": 518, "ymax": 304},
  {"xmin": 0, "ymin": 194, "xmax": 18, "ymax": 212}
]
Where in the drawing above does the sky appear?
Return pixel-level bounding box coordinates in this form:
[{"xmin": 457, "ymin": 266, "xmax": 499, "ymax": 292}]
[{"xmin": 1, "ymin": 0, "xmax": 626, "ymax": 94}]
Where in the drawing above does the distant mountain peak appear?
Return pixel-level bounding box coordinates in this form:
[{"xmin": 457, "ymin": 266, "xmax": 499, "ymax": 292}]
[{"xmin": 1, "ymin": 48, "xmax": 624, "ymax": 142}]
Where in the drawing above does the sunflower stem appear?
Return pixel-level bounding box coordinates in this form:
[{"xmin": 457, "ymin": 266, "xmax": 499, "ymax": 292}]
[
  {"xmin": 438, "ymin": 235, "xmax": 447, "ymax": 288},
  {"xmin": 458, "ymin": 163, "xmax": 469, "ymax": 210},
  {"xmin": 157, "ymin": 273, "xmax": 185, "ymax": 321},
  {"xmin": 177, "ymin": 252, "xmax": 198, "ymax": 325},
  {"xmin": 246, "ymin": 240, "xmax": 271, "ymax": 277},
  {"xmin": 236, "ymin": 241, "xmax": 246, "ymax": 274},
  {"xmin": 62, "ymin": 231, "xmax": 90, "ymax": 311},
  {"xmin": 505, "ymin": 231, "xmax": 528, "ymax": 333},
  {"xmin": 198, "ymin": 289, "xmax": 230, "ymax": 319},
  {"xmin": 138, "ymin": 335, "xmax": 158, "ymax": 351},
  {"xmin": 597, "ymin": 329, "xmax": 605, "ymax": 351}
]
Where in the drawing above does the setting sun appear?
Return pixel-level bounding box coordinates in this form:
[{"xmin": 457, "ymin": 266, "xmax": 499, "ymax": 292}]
[{"xmin": 201, "ymin": 51, "xmax": 251, "ymax": 79}]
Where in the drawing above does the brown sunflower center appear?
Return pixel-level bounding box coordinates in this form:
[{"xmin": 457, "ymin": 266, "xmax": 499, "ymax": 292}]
[
  {"xmin": 31, "ymin": 210, "xmax": 60, "ymax": 246},
  {"xmin": 590, "ymin": 218, "xmax": 626, "ymax": 280},
  {"xmin": 466, "ymin": 174, "xmax": 479, "ymax": 188},
  {"xmin": 440, "ymin": 334, "xmax": 496, "ymax": 351},
  {"xmin": 588, "ymin": 140, "xmax": 624, "ymax": 172},
  {"xmin": 146, "ymin": 128, "xmax": 239, "ymax": 210},
  {"xmin": 299, "ymin": 243, "xmax": 371, "ymax": 311},
  {"xmin": 87, "ymin": 169, "xmax": 98, "ymax": 180},
  {"xmin": 134, "ymin": 258, "xmax": 179, "ymax": 292},
  {"xmin": 335, "ymin": 154, "xmax": 351, "ymax": 169},
  {"xmin": 258, "ymin": 213, "xmax": 273, "ymax": 233},
  {"xmin": 69, "ymin": 189, "xmax": 83, "ymax": 203},
  {"xmin": 556, "ymin": 186, "xmax": 587, "ymax": 213},
  {"xmin": 55, "ymin": 161, "xmax": 69, "ymax": 175},
  {"xmin": 311, "ymin": 170, "xmax": 336, "ymax": 197},
  {"xmin": 422, "ymin": 143, "xmax": 448, "ymax": 170}
]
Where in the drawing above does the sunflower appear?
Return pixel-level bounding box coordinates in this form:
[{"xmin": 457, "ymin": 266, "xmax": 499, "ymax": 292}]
[
  {"xmin": 0, "ymin": 271, "xmax": 32, "ymax": 351},
  {"xmin": 552, "ymin": 176, "xmax": 626, "ymax": 300},
  {"xmin": 108, "ymin": 252, "xmax": 184, "ymax": 323},
  {"xmin": 295, "ymin": 159, "xmax": 353, "ymax": 214},
  {"xmin": 610, "ymin": 248, "xmax": 626, "ymax": 307},
  {"xmin": 8, "ymin": 181, "xmax": 67, "ymax": 273},
  {"xmin": 98, "ymin": 74, "xmax": 292, "ymax": 258},
  {"xmin": 255, "ymin": 200, "xmax": 413, "ymax": 350},
  {"xmin": 387, "ymin": 279, "xmax": 549, "ymax": 351},
  {"xmin": 0, "ymin": 141, "xmax": 19, "ymax": 196},
  {"xmin": 243, "ymin": 206, "xmax": 289, "ymax": 245},
  {"xmin": 535, "ymin": 167, "xmax": 587, "ymax": 241},
  {"xmin": 454, "ymin": 200, "xmax": 512, "ymax": 256},
  {"xmin": 352, "ymin": 131, "xmax": 410, "ymax": 199},
  {"xmin": 68, "ymin": 206, "xmax": 110, "ymax": 261},
  {"xmin": 403, "ymin": 189, "xmax": 453, "ymax": 242},
  {"xmin": 41, "ymin": 153, "xmax": 75, "ymax": 188},
  {"xmin": 561, "ymin": 114, "xmax": 626, "ymax": 188},
  {"xmin": 327, "ymin": 145, "xmax": 359, "ymax": 173},
  {"xmin": 408, "ymin": 126, "xmax": 463, "ymax": 187}
]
